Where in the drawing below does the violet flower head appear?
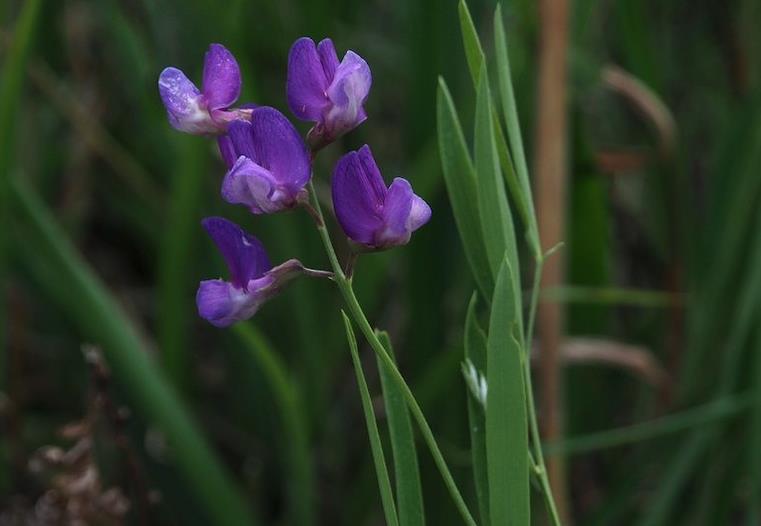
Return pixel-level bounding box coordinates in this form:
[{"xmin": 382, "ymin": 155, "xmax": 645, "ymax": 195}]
[
  {"xmin": 332, "ymin": 145, "xmax": 431, "ymax": 250},
  {"xmin": 197, "ymin": 217, "xmax": 306, "ymax": 327},
  {"xmin": 158, "ymin": 43, "xmax": 246, "ymax": 134},
  {"xmin": 287, "ymin": 37, "xmax": 371, "ymax": 149},
  {"xmin": 219, "ymin": 106, "xmax": 311, "ymax": 214}
]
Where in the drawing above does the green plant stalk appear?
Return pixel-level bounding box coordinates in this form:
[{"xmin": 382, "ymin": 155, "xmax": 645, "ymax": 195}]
[
  {"xmin": 342, "ymin": 313, "xmax": 400, "ymax": 526},
  {"xmin": 307, "ymin": 182, "xmax": 477, "ymax": 526},
  {"xmin": 525, "ymin": 256, "xmax": 562, "ymax": 526}
]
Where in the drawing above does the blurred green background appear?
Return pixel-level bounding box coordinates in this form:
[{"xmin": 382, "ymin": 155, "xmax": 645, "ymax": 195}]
[{"xmin": 2, "ymin": 0, "xmax": 761, "ymax": 524}]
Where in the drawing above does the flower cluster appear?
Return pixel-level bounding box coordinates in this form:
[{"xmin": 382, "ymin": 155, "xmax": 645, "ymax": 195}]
[{"xmin": 159, "ymin": 41, "xmax": 431, "ymax": 327}]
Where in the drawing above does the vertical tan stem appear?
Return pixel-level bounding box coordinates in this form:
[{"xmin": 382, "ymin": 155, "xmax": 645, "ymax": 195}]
[{"xmin": 535, "ymin": 0, "xmax": 572, "ymax": 522}]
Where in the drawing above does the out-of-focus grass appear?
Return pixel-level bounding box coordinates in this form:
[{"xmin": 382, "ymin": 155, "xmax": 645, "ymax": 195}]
[{"xmin": 3, "ymin": 0, "xmax": 761, "ymax": 524}]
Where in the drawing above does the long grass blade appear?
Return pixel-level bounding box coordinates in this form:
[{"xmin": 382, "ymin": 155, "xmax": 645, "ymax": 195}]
[
  {"xmin": 436, "ymin": 78, "xmax": 493, "ymax": 298},
  {"xmin": 376, "ymin": 330, "xmax": 425, "ymax": 526},
  {"xmin": 11, "ymin": 179, "xmax": 256, "ymax": 526},
  {"xmin": 464, "ymin": 293, "xmax": 490, "ymax": 525},
  {"xmin": 341, "ymin": 312, "xmax": 399, "ymax": 526},
  {"xmin": 233, "ymin": 323, "xmax": 315, "ymax": 526},
  {"xmin": 486, "ymin": 257, "xmax": 530, "ymax": 525}
]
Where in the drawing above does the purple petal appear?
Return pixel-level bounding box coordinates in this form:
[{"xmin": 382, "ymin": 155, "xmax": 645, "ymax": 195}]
[
  {"xmin": 227, "ymin": 120, "xmax": 256, "ymax": 161},
  {"xmin": 158, "ymin": 67, "xmax": 213, "ymax": 133},
  {"xmin": 324, "ymin": 50, "xmax": 371, "ymax": 134},
  {"xmin": 378, "ymin": 177, "xmax": 414, "ymax": 246},
  {"xmin": 317, "ymin": 38, "xmax": 340, "ymax": 80},
  {"xmin": 287, "ymin": 37, "xmax": 330, "ymax": 121},
  {"xmin": 217, "ymin": 134, "xmax": 236, "ymax": 169},
  {"xmin": 407, "ymin": 194, "xmax": 432, "ymax": 232},
  {"xmin": 202, "ymin": 217, "xmax": 271, "ymax": 288},
  {"xmin": 202, "ymin": 44, "xmax": 241, "ymax": 110},
  {"xmin": 221, "ymin": 156, "xmax": 284, "ymax": 214},
  {"xmin": 332, "ymin": 148, "xmax": 385, "ymax": 244},
  {"xmin": 248, "ymin": 107, "xmax": 310, "ymax": 191}
]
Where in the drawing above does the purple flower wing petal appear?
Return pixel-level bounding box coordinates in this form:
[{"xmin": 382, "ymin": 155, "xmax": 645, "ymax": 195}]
[
  {"xmin": 197, "ymin": 279, "xmax": 239, "ymax": 327},
  {"xmin": 201, "ymin": 217, "xmax": 271, "ymax": 288},
  {"xmin": 332, "ymin": 149, "xmax": 385, "ymax": 244},
  {"xmin": 317, "ymin": 38, "xmax": 340, "ymax": 80},
  {"xmin": 325, "ymin": 51, "xmax": 371, "ymax": 132},
  {"xmin": 202, "ymin": 44, "xmax": 241, "ymax": 110},
  {"xmin": 158, "ymin": 67, "xmax": 210, "ymax": 133},
  {"xmin": 249, "ymin": 107, "xmax": 311, "ymax": 190},
  {"xmin": 407, "ymin": 193, "xmax": 432, "ymax": 232},
  {"xmin": 379, "ymin": 177, "xmax": 414, "ymax": 246},
  {"xmin": 221, "ymin": 156, "xmax": 282, "ymax": 214},
  {"xmin": 287, "ymin": 37, "xmax": 330, "ymax": 121}
]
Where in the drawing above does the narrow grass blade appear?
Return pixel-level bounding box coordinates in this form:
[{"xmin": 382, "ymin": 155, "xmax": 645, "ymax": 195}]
[
  {"xmin": 486, "ymin": 257, "xmax": 529, "ymax": 525},
  {"xmin": 474, "ymin": 66, "xmax": 519, "ymax": 287},
  {"xmin": 158, "ymin": 136, "xmax": 206, "ymax": 392},
  {"xmin": 376, "ymin": 330, "xmax": 425, "ymax": 526},
  {"xmin": 458, "ymin": 0, "xmax": 485, "ymax": 85},
  {"xmin": 341, "ymin": 312, "xmax": 399, "ymax": 526},
  {"xmin": 436, "ymin": 78, "xmax": 493, "ymax": 298},
  {"xmin": 494, "ymin": 4, "xmax": 540, "ymax": 258},
  {"xmin": 233, "ymin": 323, "xmax": 315, "ymax": 526},
  {"xmin": 464, "ymin": 293, "xmax": 490, "ymax": 525},
  {"xmin": 11, "ymin": 179, "xmax": 256, "ymax": 526},
  {"xmin": 0, "ymin": 0, "xmax": 42, "ymax": 493}
]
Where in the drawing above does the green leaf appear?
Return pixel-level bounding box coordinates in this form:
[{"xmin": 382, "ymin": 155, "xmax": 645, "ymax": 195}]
[
  {"xmin": 10, "ymin": 179, "xmax": 256, "ymax": 526},
  {"xmin": 464, "ymin": 293, "xmax": 490, "ymax": 526},
  {"xmin": 436, "ymin": 78, "xmax": 493, "ymax": 298},
  {"xmin": 494, "ymin": 4, "xmax": 541, "ymax": 259},
  {"xmin": 458, "ymin": 0, "xmax": 485, "ymax": 87},
  {"xmin": 341, "ymin": 313, "xmax": 399, "ymax": 526},
  {"xmin": 376, "ymin": 330, "xmax": 425, "ymax": 526},
  {"xmin": 486, "ymin": 257, "xmax": 529, "ymax": 526},
  {"xmin": 474, "ymin": 66, "xmax": 519, "ymax": 286}
]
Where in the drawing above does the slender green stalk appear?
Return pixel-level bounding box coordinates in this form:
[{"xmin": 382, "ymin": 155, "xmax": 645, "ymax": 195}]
[
  {"xmin": 525, "ymin": 256, "xmax": 562, "ymax": 526},
  {"xmin": 306, "ymin": 183, "xmax": 477, "ymax": 526}
]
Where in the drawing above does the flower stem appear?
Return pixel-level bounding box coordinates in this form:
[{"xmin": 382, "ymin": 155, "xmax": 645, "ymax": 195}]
[
  {"xmin": 525, "ymin": 256, "xmax": 562, "ymax": 525},
  {"xmin": 306, "ymin": 182, "xmax": 477, "ymax": 526}
]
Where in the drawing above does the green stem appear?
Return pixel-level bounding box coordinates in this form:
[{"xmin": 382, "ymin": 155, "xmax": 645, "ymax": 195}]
[
  {"xmin": 525, "ymin": 256, "xmax": 562, "ymax": 526},
  {"xmin": 307, "ymin": 183, "xmax": 477, "ymax": 526}
]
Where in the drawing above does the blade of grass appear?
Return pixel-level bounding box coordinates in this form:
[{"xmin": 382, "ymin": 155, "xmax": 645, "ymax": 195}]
[
  {"xmin": 233, "ymin": 323, "xmax": 315, "ymax": 526},
  {"xmin": 436, "ymin": 78, "xmax": 493, "ymax": 298},
  {"xmin": 464, "ymin": 293, "xmax": 490, "ymax": 526},
  {"xmin": 494, "ymin": 4, "xmax": 541, "ymax": 259},
  {"xmin": 11, "ymin": 178, "xmax": 256, "ymax": 526},
  {"xmin": 158, "ymin": 135, "xmax": 206, "ymax": 392},
  {"xmin": 341, "ymin": 313, "xmax": 399, "ymax": 526},
  {"xmin": 486, "ymin": 257, "xmax": 529, "ymax": 525},
  {"xmin": 474, "ymin": 65, "xmax": 519, "ymax": 284},
  {"xmin": 376, "ymin": 330, "xmax": 425, "ymax": 526}
]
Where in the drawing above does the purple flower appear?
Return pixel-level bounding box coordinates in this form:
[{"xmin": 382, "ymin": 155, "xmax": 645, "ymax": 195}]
[
  {"xmin": 197, "ymin": 217, "xmax": 306, "ymax": 327},
  {"xmin": 158, "ymin": 43, "xmax": 248, "ymax": 134},
  {"xmin": 219, "ymin": 107, "xmax": 311, "ymax": 214},
  {"xmin": 287, "ymin": 37, "xmax": 371, "ymax": 149},
  {"xmin": 332, "ymin": 145, "xmax": 431, "ymax": 249}
]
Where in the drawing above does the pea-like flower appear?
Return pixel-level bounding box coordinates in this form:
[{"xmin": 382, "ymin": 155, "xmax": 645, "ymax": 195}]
[
  {"xmin": 219, "ymin": 107, "xmax": 311, "ymax": 214},
  {"xmin": 332, "ymin": 145, "xmax": 431, "ymax": 249},
  {"xmin": 287, "ymin": 37, "xmax": 371, "ymax": 149},
  {"xmin": 197, "ymin": 217, "xmax": 308, "ymax": 327},
  {"xmin": 158, "ymin": 43, "xmax": 247, "ymax": 134}
]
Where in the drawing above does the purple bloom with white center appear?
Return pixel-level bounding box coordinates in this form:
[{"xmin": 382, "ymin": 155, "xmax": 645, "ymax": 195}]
[
  {"xmin": 219, "ymin": 106, "xmax": 311, "ymax": 214},
  {"xmin": 197, "ymin": 217, "xmax": 306, "ymax": 327},
  {"xmin": 158, "ymin": 43, "xmax": 248, "ymax": 134},
  {"xmin": 332, "ymin": 145, "xmax": 431, "ymax": 250},
  {"xmin": 287, "ymin": 37, "xmax": 371, "ymax": 149}
]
